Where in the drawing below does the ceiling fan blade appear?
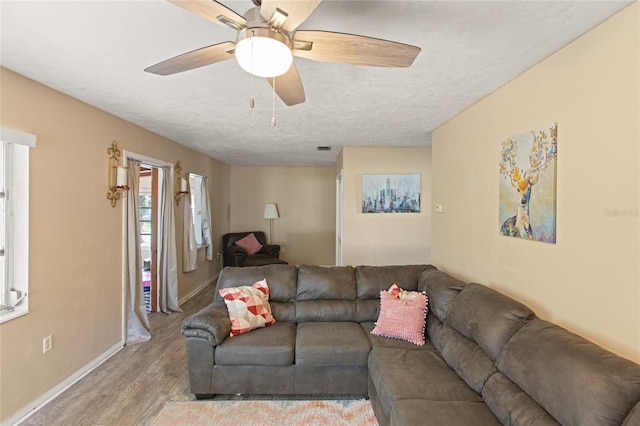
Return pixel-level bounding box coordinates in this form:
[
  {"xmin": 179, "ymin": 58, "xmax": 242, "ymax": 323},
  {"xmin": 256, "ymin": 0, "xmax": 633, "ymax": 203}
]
[
  {"xmin": 267, "ymin": 63, "xmax": 305, "ymax": 106},
  {"xmin": 144, "ymin": 41, "xmax": 236, "ymax": 76},
  {"xmin": 168, "ymin": 0, "xmax": 246, "ymax": 28},
  {"xmin": 260, "ymin": 0, "xmax": 322, "ymax": 32},
  {"xmin": 292, "ymin": 30, "xmax": 421, "ymax": 67}
]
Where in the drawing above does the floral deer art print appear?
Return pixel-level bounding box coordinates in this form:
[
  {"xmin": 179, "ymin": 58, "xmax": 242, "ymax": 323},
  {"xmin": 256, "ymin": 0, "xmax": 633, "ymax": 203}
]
[{"xmin": 499, "ymin": 124, "xmax": 558, "ymax": 243}]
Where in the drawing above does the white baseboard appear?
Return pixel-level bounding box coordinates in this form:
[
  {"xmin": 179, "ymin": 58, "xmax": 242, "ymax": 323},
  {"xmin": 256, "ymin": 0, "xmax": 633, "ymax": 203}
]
[
  {"xmin": 5, "ymin": 341, "xmax": 124, "ymax": 426},
  {"xmin": 4, "ymin": 277, "xmax": 216, "ymax": 426},
  {"xmin": 178, "ymin": 275, "xmax": 217, "ymax": 306}
]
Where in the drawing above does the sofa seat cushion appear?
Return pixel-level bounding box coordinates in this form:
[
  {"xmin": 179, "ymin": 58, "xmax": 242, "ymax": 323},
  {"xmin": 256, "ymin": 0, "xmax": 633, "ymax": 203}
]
[
  {"xmin": 361, "ymin": 322, "xmax": 431, "ymax": 351},
  {"xmin": 296, "ymin": 322, "xmax": 371, "ymax": 367},
  {"xmin": 215, "ymin": 322, "xmax": 295, "ymax": 367},
  {"xmin": 390, "ymin": 400, "xmax": 501, "ymax": 426},
  {"xmin": 482, "ymin": 372, "xmax": 560, "ymax": 425},
  {"xmin": 368, "ymin": 347, "xmax": 482, "ymax": 420}
]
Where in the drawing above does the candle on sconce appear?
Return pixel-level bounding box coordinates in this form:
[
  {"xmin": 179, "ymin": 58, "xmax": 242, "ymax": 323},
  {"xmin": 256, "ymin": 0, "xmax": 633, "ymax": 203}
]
[
  {"xmin": 115, "ymin": 166, "xmax": 128, "ymax": 188},
  {"xmin": 180, "ymin": 177, "xmax": 188, "ymax": 193}
]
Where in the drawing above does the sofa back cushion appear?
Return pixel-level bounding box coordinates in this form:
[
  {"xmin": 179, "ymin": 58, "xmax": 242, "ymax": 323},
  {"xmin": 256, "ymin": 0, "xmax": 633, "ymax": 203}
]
[
  {"xmin": 296, "ymin": 265, "xmax": 357, "ymax": 322},
  {"xmin": 215, "ymin": 264, "xmax": 297, "ymax": 322},
  {"xmin": 624, "ymin": 402, "xmax": 640, "ymax": 425},
  {"xmin": 297, "ymin": 265, "xmax": 356, "ymax": 300},
  {"xmin": 496, "ymin": 319, "xmax": 640, "ymax": 426},
  {"xmin": 426, "ymin": 314, "xmax": 497, "ymax": 394},
  {"xmin": 427, "ymin": 281, "xmax": 533, "ymax": 394},
  {"xmin": 355, "ymin": 265, "xmax": 436, "ymax": 299},
  {"xmin": 354, "ymin": 265, "xmax": 436, "ymax": 322},
  {"xmin": 420, "ymin": 270, "xmax": 466, "ymax": 322},
  {"xmin": 295, "ymin": 300, "xmax": 358, "ymax": 322},
  {"xmin": 445, "ymin": 283, "xmax": 534, "ymax": 361}
]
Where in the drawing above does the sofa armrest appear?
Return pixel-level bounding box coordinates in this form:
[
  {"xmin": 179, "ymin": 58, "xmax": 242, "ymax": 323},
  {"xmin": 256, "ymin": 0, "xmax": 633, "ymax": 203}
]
[
  {"xmin": 181, "ymin": 302, "xmax": 231, "ymax": 346},
  {"xmin": 260, "ymin": 244, "xmax": 281, "ymax": 258},
  {"xmin": 224, "ymin": 245, "xmax": 248, "ymax": 267}
]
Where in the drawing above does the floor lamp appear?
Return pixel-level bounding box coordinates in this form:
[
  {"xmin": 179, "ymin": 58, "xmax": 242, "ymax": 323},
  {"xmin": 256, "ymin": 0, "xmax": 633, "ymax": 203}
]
[{"xmin": 263, "ymin": 203, "xmax": 279, "ymax": 243}]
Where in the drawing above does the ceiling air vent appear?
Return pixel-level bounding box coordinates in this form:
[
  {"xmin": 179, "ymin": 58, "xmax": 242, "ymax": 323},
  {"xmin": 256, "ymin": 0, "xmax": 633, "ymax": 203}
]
[{"xmin": 317, "ymin": 146, "xmax": 331, "ymax": 151}]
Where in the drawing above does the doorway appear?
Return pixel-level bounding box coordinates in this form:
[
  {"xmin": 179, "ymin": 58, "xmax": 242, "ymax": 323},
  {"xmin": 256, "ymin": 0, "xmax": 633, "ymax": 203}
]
[
  {"xmin": 336, "ymin": 170, "xmax": 343, "ymax": 266},
  {"xmin": 122, "ymin": 151, "xmax": 181, "ymax": 344}
]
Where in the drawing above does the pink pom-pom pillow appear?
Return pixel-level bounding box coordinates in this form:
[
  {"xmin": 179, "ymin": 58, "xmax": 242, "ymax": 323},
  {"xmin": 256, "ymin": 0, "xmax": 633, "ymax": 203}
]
[
  {"xmin": 235, "ymin": 233, "xmax": 263, "ymax": 256},
  {"xmin": 371, "ymin": 284, "xmax": 429, "ymax": 346},
  {"xmin": 218, "ymin": 279, "xmax": 276, "ymax": 337}
]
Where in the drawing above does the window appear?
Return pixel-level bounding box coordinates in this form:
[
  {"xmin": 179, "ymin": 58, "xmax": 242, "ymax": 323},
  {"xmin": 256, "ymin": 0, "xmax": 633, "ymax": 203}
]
[
  {"xmin": 139, "ymin": 193, "xmax": 152, "ymax": 262},
  {"xmin": 189, "ymin": 174, "xmax": 203, "ymax": 246},
  {"xmin": 0, "ymin": 143, "xmax": 5, "ymax": 309},
  {"xmin": 139, "ymin": 170, "xmax": 154, "ymax": 313},
  {"xmin": 0, "ymin": 128, "xmax": 35, "ymax": 323}
]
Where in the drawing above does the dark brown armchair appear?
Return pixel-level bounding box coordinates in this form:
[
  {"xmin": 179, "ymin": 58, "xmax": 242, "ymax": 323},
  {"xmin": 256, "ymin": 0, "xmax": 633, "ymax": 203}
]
[{"xmin": 222, "ymin": 231, "xmax": 286, "ymax": 267}]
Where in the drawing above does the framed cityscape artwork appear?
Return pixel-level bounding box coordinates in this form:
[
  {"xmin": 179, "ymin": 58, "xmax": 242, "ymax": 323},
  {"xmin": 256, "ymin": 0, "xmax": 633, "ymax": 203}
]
[{"xmin": 362, "ymin": 174, "xmax": 421, "ymax": 213}]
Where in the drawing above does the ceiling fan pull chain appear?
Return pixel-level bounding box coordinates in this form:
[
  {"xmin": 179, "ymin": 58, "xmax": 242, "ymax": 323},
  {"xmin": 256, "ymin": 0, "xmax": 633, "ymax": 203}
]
[
  {"xmin": 250, "ymin": 85, "xmax": 255, "ymax": 108},
  {"xmin": 250, "ymin": 30, "xmax": 255, "ymax": 109},
  {"xmin": 271, "ymin": 77, "xmax": 276, "ymax": 127}
]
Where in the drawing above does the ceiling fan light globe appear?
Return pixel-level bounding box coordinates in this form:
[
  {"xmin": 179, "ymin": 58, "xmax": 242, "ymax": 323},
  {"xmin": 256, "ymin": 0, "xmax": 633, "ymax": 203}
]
[{"xmin": 236, "ymin": 32, "xmax": 293, "ymax": 78}]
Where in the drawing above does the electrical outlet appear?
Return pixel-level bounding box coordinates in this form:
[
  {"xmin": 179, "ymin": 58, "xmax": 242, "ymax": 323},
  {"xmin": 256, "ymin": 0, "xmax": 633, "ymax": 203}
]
[
  {"xmin": 280, "ymin": 246, "xmax": 286, "ymax": 254},
  {"xmin": 43, "ymin": 335, "xmax": 53, "ymax": 354}
]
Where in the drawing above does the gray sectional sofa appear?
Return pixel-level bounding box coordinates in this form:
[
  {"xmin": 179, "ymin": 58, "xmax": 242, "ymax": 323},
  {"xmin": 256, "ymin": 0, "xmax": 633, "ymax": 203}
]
[{"xmin": 181, "ymin": 264, "xmax": 640, "ymax": 425}]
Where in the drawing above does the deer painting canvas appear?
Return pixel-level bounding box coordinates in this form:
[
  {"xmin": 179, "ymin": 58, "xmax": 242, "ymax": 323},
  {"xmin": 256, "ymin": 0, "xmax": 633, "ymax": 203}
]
[{"xmin": 499, "ymin": 124, "xmax": 558, "ymax": 243}]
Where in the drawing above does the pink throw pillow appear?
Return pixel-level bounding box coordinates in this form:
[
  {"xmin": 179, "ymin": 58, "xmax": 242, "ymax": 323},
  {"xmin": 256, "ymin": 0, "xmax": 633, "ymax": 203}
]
[
  {"xmin": 371, "ymin": 284, "xmax": 429, "ymax": 346},
  {"xmin": 218, "ymin": 279, "xmax": 276, "ymax": 336},
  {"xmin": 235, "ymin": 233, "xmax": 263, "ymax": 256}
]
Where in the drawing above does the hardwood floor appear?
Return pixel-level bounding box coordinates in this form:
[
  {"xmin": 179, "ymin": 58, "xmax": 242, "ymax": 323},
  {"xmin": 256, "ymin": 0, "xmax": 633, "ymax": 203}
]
[{"xmin": 21, "ymin": 282, "xmax": 218, "ymax": 426}]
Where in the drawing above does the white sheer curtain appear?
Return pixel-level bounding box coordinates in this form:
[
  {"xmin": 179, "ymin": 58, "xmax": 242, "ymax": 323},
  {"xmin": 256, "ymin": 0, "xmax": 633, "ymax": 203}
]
[
  {"xmin": 125, "ymin": 159, "xmax": 151, "ymax": 343},
  {"xmin": 158, "ymin": 165, "xmax": 181, "ymax": 314},
  {"xmin": 183, "ymin": 173, "xmax": 198, "ymax": 272},
  {"xmin": 201, "ymin": 176, "xmax": 214, "ymax": 261}
]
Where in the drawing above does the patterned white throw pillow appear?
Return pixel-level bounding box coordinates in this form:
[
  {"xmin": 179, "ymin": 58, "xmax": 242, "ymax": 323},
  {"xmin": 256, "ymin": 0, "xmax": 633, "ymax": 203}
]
[{"xmin": 218, "ymin": 279, "xmax": 276, "ymax": 336}]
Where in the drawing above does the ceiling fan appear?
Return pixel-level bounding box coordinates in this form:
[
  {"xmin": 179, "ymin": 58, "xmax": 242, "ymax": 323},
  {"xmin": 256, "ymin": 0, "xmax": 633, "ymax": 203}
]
[{"xmin": 145, "ymin": 0, "xmax": 421, "ymax": 106}]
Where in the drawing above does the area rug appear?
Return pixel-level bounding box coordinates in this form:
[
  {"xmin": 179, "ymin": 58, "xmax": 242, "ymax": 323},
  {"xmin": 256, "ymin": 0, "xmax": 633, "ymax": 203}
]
[{"xmin": 150, "ymin": 399, "xmax": 378, "ymax": 426}]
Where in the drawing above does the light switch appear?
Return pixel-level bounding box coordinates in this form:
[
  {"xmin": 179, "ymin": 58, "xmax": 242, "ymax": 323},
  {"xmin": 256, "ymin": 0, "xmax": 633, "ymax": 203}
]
[{"xmin": 435, "ymin": 203, "xmax": 444, "ymax": 213}]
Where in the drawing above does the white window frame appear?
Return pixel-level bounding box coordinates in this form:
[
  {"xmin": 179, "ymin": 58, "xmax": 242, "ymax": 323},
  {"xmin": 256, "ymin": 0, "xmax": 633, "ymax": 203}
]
[
  {"xmin": 189, "ymin": 174, "xmax": 204, "ymax": 248},
  {"xmin": 0, "ymin": 128, "xmax": 35, "ymax": 323}
]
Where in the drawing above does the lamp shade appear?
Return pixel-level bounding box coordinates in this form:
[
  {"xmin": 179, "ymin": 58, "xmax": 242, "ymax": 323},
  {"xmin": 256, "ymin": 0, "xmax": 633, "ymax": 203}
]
[
  {"xmin": 115, "ymin": 166, "xmax": 128, "ymax": 188},
  {"xmin": 263, "ymin": 203, "xmax": 279, "ymax": 219}
]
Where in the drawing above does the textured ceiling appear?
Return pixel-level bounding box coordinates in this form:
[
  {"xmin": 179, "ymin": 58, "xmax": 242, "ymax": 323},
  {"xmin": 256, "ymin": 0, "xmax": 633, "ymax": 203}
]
[{"xmin": 0, "ymin": 1, "xmax": 632, "ymax": 166}]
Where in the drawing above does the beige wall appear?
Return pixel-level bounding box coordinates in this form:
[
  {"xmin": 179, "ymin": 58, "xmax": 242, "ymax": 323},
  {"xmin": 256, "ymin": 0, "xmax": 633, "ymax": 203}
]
[
  {"xmin": 340, "ymin": 147, "xmax": 432, "ymax": 266},
  {"xmin": 0, "ymin": 68, "xmax": 231, "ymax": 422},
  {"xmin": 432, "ymin": 4, "xmax": 639, "ymax": 362},
  {"xmin": 230, "ymin": 166, "xmax": 335, "ymax": 266}
]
